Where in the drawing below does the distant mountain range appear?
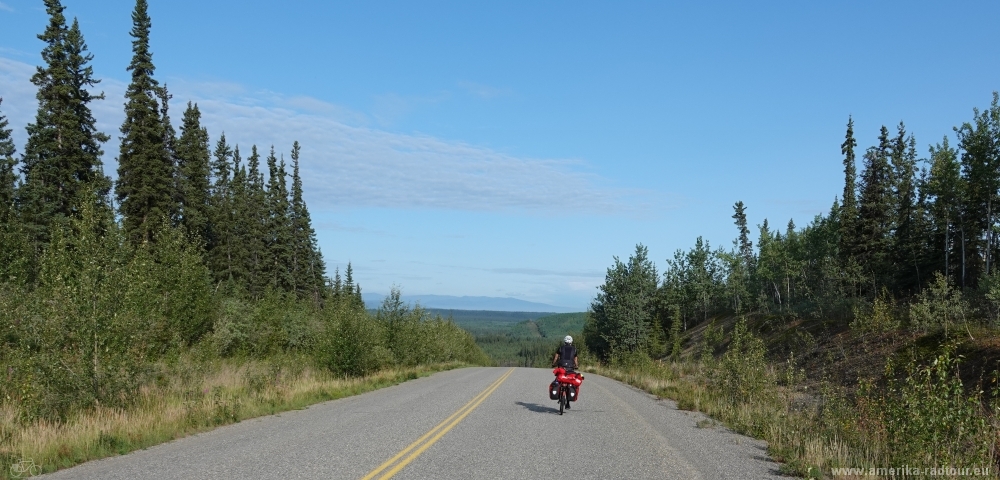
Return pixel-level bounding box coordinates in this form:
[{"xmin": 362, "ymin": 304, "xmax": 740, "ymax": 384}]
[{"xmin": 361, "ymin": 293, "xmax": 579, "ymax": 313}]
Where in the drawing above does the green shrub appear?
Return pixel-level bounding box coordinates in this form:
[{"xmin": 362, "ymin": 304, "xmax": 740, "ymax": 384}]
[
  {"xmin": 909, "ymin": 272, "xmax": 967, "ymax": 335},
  {"xmin": 851, "ymin": 289, "xmax": 901, "ymax": 334},
  {"xmin": 717, "ymin": 319, "xmax": 770, "ymax": 406},
  {"xmin": 876, "ymin": 344, "xmax": 993, "ymax": 468}
]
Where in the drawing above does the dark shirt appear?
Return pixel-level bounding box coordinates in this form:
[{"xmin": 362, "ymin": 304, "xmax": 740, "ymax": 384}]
[{"xmin": 554, "ymin": 344, "xmax": 577, "ymax": 369}]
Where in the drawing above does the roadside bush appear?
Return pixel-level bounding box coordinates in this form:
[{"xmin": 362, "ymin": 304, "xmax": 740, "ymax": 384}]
[
  {"xmin": 316, "ymin": 306, "xmax": 391, "ymax": 377},
  {"xmin": 717, "ymin": 319, "xmax": 770, "ymax": 406},
  {"xmin": 861, "ymin": 344, "xmax": 995, "ymax": 469},
  {"xmin": 909, "ymin": 272, "xmax": 967, "ymax": 335},
  {"xmin": 851, "ymin": 289, "xmax": 900, "ymax": 334}
]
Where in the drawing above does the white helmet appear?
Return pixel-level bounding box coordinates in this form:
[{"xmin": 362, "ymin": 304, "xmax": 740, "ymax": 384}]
[{"xmin": 564, "ymin": 335, "xmax": 573, "ymax": 344}]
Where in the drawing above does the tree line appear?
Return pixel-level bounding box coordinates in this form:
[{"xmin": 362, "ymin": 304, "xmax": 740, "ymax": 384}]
[
  {"xmin": 1, "ymin": 0, "xmax": 328, "ymax": 301},
  {"xmin": 0, "ymin": 0, "xmax": 485, "ymax": 423},
  {"xmin": 585, "ymin": 93, "xmax": 1000, "ymax": 361}
]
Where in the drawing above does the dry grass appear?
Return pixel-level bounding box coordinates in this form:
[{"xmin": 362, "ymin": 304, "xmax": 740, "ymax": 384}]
[
  {"xmin": 0, "ymin": 357, "xmax": 466, "ymax": 478},
  {"xmin": 587, "ymin": 360, "xmax": 999, "ymax": 480}
]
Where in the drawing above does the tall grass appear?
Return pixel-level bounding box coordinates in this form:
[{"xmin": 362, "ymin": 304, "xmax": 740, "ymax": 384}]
[
  {"xmin": 0, "ymin": 354, "xmax": 467, "ymax": 479},
  {"xmin": 589, "ymin": 320, "xmax": 1000, "ymax": 479}
]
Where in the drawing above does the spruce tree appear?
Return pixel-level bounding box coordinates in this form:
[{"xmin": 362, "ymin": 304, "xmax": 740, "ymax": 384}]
[
  {"xmin": 158, "ymin": 83, "xmax": 179, "ymax": 223},
  {"xmin": 0, "ymin": 98, "xmax": 15, "ymax": 211},
  {"xmin": 116, "ymin": 0, "xmax": 172, "ymax": 244},
  {"xmin": 20, "ymin": 5, "xmax": 110, "ymax": 245},
  {"xmin": 857, "ymin": 126, "xmax": 894, "ymax": 291},
  {"xmin": 729, "ymin": 201, "xmax": 753, "ymax": 313},
  {"xmin": 264, "ymin": 146, "xmax": 293, "ymax": 291},
  {"xmin": 227, "ymin": 145, "xmax": 250, "ymax": 285},
  {"xmin": 207, "ymin": 134, "xmax": 234, "ymax": 283},
  {"xmin": 289, "ymin": 141, "xmax": 326, "ymax": 300},
  {"xmin": 243, "ymin": 145, "xmax": 268, "ymax": 296},
  {"xmin": 585, "ymin": 244, "xmax": 659, "ymax": 361},
  {"xmin": 839, "ymin": 116, "xmax": 858, "ymax": 264},
  {"xmin": 732, "ymin": 200, "xmax": 753, "ymax": 266},
  {"xmin": 0, "ymin": 98, "xmax": 28, "ymax": 285},
  {"xmin": 890, "ymin": 123, "xmax": 921, "ymax": 292},
  {"xmin": 175, "ymin": 102, "xmax": 211, "ymax": 242}
]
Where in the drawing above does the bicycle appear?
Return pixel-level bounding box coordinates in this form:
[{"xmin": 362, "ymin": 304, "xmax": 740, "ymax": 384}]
[{"xmin": 550, "ymin": 366, "xmax": 583, "ymax": 415}]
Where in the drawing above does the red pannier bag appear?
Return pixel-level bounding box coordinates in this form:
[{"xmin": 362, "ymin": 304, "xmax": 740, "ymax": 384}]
[{"xmin": 552, "ymin": 367, "xmax": 584, "ymax": 401}]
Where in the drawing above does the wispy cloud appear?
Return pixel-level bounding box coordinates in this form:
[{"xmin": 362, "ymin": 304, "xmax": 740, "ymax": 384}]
[
  {"xmin": 458, "ymin": 81, "xmax": 513, "ymax": 99},
  {"xmin": 371, "ymin": 91, "xmax": 449, "ymax": 126},
  {"xmin": 0, "ymin": 56, "xmax": 649, "ymax": 214},
  {"xmin": 488, "ymin": 267, "xmax": 604, "ymax": 278},
  {"xmin": 0, "ymin": 2, "xmax": 14, "ymax": 12}
]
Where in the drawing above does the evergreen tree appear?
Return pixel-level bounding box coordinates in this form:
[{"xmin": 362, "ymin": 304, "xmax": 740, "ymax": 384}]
[
  {"xmin": 20, "ymin": 5, "xmax": 110, "ymax": 245},
  {"xmin": 207, "ymin": 134, "xmax": 234, "ymax": 283},
  {"xmin": 0, "ymin": 98, "xmax": 29, "ymax": 285},
  {"xmin": 732, "ymin": 200, "xmax": 754, "ymax": 266},
  {"xmin": 175, "ymin": 102, "xmax": 211, "ymax": 242},
  {"xmin": 157, "ymin": 83, "xmax": 178, "ymax": 223},
  {"xmin": 0, "ymin": 98, "xmax": 15, "ymax": 211},
  {"xmin": 243, "ymin": 145, "xmax": 268, "ymax": 295},
  {"xmin": 227, "ymin": 146, "xmax": 250, "ymax": 286},
  {"xmin": 839, "ymin": 116, "xmax": 859, "ymax": 264},
  {"xmin": 264, "ymin": 146, "xmax": 293, "ymax": 291},
  {"xmin": 584, "ymin": 244, "xmax": 659, "ymax": 361},
  {"xmin": 890, "ymin": 123, "xmax": 921, "ymax": 292},
  {"xmin": 289, "ymin": 141, "xmax": 325, "ymax": 301},
  {"xmin": 729, "ymin": 201, "xmax": 754, "ymax": 313},
  {"xmin": 116, "ymin": 0, "xmax": 171, "ymax": 244},
  {"xmin": 857, "ymin": 126, "xmax": 894, "ymax": 291}
]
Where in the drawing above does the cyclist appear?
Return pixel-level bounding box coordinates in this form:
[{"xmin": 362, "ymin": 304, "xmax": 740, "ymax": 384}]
[
  {"xmin": 552, "ymin": 335, "xmax": 580, "ymax": 409},
  {"xmin": 552, "ymin": 335, "xmax": 578, "ymax": 371}
]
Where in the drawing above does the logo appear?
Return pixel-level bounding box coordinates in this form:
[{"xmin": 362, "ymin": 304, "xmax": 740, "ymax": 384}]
[{"xmin": 9, "ymin": 459, "xmax": 41, "ymax": 478}]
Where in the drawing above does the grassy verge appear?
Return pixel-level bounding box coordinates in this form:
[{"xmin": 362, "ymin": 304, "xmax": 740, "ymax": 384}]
[
  {"xmin": 587, "ymin": 360, "xmax": 843, "ymax": 478},
  {"xmin": 0, "ymin": 356, "xmax": 467, "ymax": 479},
  {"xmin": 589, "ymin": 347, "xmax": 999, "ymax": 480}
]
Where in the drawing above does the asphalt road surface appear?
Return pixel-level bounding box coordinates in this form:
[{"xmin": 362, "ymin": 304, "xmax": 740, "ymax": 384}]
[{"xmin": 41, "ymin": 367, "xmax": 787, "ymax": 479}]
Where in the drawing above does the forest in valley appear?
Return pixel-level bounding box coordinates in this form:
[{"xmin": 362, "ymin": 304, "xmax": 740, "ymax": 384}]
[{"xmin": 0, "ymin": 0, "xmax": 486, "ymax": 435}]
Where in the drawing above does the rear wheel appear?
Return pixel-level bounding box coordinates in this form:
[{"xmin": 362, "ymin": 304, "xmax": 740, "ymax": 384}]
[{"xmin": 558, "ymin": 387, "xmax": 565, "ymax": 415}]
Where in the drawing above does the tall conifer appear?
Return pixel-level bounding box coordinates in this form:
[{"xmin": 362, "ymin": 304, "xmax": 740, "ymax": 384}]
[
  {"xmin": 839, "ymin": 116, "xmax": 858, "ymax": 264},
  {"xmin": 289, "ymin": 141, "xmax": 325, "ymax": 300},
  {"xmin": 264, "ymin": 146, "xmax": 293, "ymax": 291},
  {"xmin": 116, "ymin": 0, "xmax": 171, "ymax": 244},
  {"xmin": 0, "ymin": 99, "xmax": 28, "ymax": 285},
  {"xmin": 243, "ymin": 145, "xmax": 268, "ymax": 295},
  {"xmin": 207, "ymin": 134, "xmax": 234, "ymax": 283},
  {"xmin": 890, "ymin": 123, "xmax": 920, "ymax": 291},
  {"xmin": 21, "ymin": 4, "xmax": 109, "ymax": 244},
  {"xmin": 175, "ymin": 102, "xmax": 211, "ymax": 241},
  {"xmin": 857, "ymin": 126, "xmax": 894, "ymax": 290},
  {"xmin": 0, "ymin": 99, "xmax": 15, "ymax": 211},
  {"xmin": 158, "ymin": 84, "xmax": 179, "ymax": 223}
]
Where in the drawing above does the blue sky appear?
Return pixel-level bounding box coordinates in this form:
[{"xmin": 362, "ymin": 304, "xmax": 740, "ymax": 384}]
[{"xmin": 1, "ymin": 1, "xmax": 999, "ymax": 310}]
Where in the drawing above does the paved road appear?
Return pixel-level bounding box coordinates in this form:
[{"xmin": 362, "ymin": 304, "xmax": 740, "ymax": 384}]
[{"xmin": 41, "ymin": 367, "xmax": 786, "ymax": 479}]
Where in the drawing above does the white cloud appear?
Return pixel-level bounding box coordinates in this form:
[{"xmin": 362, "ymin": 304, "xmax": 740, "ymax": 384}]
[
  {"xmin": 0, "ymin": 2, "xmax": 13, "ymax": 12},
  {"xmin": 458, "ymin": 81, "xmax": 513, "ymax": 99},
  {"xmin": 371, "ymin": 91, "xmax": 450, "ymax": 126},
  {"xmin": 0, "ymin": 56, "xmax": 647, "ymax": 214}
]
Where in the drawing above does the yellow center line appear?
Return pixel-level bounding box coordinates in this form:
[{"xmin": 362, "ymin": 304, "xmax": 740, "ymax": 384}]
[{"xmin": 360, "ymin": 368, "xmax": 514, "ymax": 480}]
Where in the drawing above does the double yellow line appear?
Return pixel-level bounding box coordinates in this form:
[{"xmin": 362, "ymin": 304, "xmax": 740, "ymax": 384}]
[{"xmin": 360, "ymin": 368, "xmax": 514, "ymax": 480}]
